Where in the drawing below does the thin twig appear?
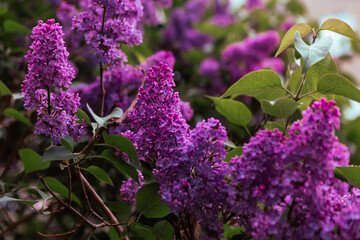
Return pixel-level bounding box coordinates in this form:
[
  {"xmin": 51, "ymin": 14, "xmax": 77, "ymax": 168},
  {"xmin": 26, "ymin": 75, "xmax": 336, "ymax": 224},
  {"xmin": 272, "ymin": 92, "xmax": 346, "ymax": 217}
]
[
  {"xmin": 0, "ymin": 211, "xmax": 37, "ymax": 238},
  {"xmin": 67, "ymin": 167, "xmax": 72, "ymax": 204},
  {"xmin": 37, "ymin": 220, "xmax": 84, "ymax": 238}
]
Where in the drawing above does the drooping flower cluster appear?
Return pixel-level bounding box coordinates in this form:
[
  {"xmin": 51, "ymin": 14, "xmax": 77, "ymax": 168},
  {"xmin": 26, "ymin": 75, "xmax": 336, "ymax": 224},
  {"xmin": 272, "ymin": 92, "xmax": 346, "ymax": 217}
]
[
  {"xmin": 229, "ymin": 99, "xmax": 355, "ymax": 239},
  {"xmin": 21, "ymin": 19, "xmax": 85, "ymax": 143},
  {"xmin": 125, "ymin": 63, "xmax": 230, "ymax": 238},
  {"xmin": 221, "ymin": 30, "xmax": 284, "ymax": 81},
  {"xmin": 72, "ymin": 0, "xmax": 143, "ymax": 65}
]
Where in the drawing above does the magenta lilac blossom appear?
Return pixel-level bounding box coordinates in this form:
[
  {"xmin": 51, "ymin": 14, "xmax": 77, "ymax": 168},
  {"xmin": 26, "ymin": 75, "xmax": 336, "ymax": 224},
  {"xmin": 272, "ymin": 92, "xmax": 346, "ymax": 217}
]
[{"xmin": 21, "ymin": 19, "xmax": 85, "ymax": 143}]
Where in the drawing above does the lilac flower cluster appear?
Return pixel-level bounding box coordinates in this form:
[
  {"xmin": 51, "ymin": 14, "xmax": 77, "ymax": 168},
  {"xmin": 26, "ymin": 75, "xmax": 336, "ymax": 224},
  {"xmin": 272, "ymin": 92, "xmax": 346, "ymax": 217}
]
[
  {"xmin": 120, "ymin": 170, "xmax": 145, "ymax": 204},
  {"xmin": 72, "ymin": 0, "xmax": 143, "ymax": 66},
  {"xmin": 163, "ymin": 0, "xmax": 213, "ymax": 51},
  {"xmin": 21, "ymin": 19, "xmax": 85, "ymax": 143},
  {"xmin": 210, "ymin": 0, "xmax": 236, "ymax": 26},
  {"xmin": 126, "ymin": 63, "xmax": 230, "ymax": 237},
  {"xmin": 229, "ymin": 99, "xmax": 357, "ymax": 239},
  {"xmin": 221, "ymin": 30, "xmax": 284, "ymax": 81},
  {"xmin": 246, "ymin": 0, "xmax": 264, "ymax": 11},
  {"xmin": 76, "ymin": 50, "xmax": 176, "ymax": 116}
]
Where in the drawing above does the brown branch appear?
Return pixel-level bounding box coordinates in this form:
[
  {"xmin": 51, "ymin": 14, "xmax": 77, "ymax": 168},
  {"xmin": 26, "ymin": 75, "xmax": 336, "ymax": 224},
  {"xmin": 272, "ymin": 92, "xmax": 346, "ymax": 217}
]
[
  {"xmin": 67, "ymin": 167, "xmax": 72, "ymax": 204},
  {"xmin": 37, "ymin": 220, "xmax": 84, "ymax": 238}
]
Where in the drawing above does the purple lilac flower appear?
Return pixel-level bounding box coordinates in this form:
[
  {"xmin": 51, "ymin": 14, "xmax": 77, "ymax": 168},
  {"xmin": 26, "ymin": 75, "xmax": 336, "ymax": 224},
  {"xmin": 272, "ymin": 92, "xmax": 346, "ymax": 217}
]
[
  {"xmin": 199, "ymin": 57, "xmax": 226, "ymax": 94},
  {"xmin": 120, "ymin": 170, "xmax": 145, "ymax": 204},
  {"xmin": 127, "ymin": 63, "xmax": 230, "ymax": 237},
  {"xmin": 246, "ymin": 0, "xmax": 264, "ymax": 11},
  {"xmin": 21, "ymin": 19, "xmax": 85, "ymax": 143},
  {"xmin": 179, "ymin": 101, "xmax": 193, "ymax": 121},
  {"xmin": 210, "ymin": 0, "xmax": 235, "ymax": 26},
  {"xmin": 221, "ymin": 30, "xmax": 283, "ymax": 81},
  {"xmin": 139, "ymin": 50, "xmax": 175, "ymax": 72},
  {"xmin": 141, "ymin": 0, "xmax": 172, "ymax": 25},
  {"xmin": 76, "ymin": 51, "xmax": 175, "ymax": 116},
  {"xmin": 163, "ymin": 0, "xmax": 213, "ymax": 51},
  {"xmin": 72, "ymin": 0, "xmax": 143, "ymax": 66},
  {"xmin": 229, "ymin": 99, "xmax": 353, "ymax": 239}
]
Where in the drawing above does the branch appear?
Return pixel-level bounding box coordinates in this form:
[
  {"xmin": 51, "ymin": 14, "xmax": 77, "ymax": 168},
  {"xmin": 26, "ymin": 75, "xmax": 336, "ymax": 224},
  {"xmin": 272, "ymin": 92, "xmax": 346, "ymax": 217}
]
[{"xmin": 0, "ymin": 211, "xmax": 37, "ymax": 238}]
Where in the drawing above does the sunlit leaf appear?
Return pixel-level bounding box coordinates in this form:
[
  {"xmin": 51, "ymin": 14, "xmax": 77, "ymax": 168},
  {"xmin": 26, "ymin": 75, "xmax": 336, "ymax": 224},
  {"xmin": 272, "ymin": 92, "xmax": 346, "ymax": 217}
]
[
  {"xmin": 260, "ymin": 97, "xmax": 299, "ymax": 118},
  {"xmin": 320, "ymin": 18, "xmax": 360, "ymax": 41}
]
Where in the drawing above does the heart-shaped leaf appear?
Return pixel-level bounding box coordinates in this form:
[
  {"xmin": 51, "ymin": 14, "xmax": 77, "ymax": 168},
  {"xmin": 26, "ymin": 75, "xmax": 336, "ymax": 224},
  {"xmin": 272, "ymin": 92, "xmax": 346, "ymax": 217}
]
[
  {"xmin": 260, "ymin": 97, "xmax": 299, "ymax": 118},
  {"xmin": 40, "ymin": 145, "xmax": 79, "ymax": 163},
  {"xmin": 83, "ymin": 166, "xmax": 114, "ymax": 187},
  {"xmin": 294, "ymin": 31, "xmax": 333, "ymax": 73},
  {"xmin": 87, "ymin": 104, "xmax": 123, "ymax": 128}
]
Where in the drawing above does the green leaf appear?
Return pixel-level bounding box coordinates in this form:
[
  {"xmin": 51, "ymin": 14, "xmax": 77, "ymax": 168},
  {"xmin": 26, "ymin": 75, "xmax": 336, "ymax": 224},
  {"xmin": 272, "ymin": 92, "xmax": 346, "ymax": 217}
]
[
  {"xmin": 225, "ymin": 147, "xmax": 243, "ymax": 162},
  {"xmin": 152, "ymin": 220, "xmax": 174, "ymax": 240},
  {"xmin": 275, "ymin": 23, "xmax": 312, "ymax": 57},
  {"xmin": 83, "ymin": 166, "xmax": 114, "ymax": 187},
  {"xmin": 207, "ymin": 97, "xmax": 251, "ymax": 126},
  {"xmin": 105, "ymin": 201, "xmax": 130, "ymax": 215},
  {"xmin": 135, "ymin": 182, "xmax": 169, "ymax": 218},
  {"xmin": 3, "ymin": 20, "xmax": 31, "ymax": 34},
  {"xmin": 101, "ymin": 150, "xmax": 139, "ymax": 184},
  {"xmin": 301, "ymin": 53, "xmax": 338, "ymax": 95},
  {"xmin": 75, "ymin": 109, "xmax": 91, "ymax": 125},
  {"xmin": 221, "ymin": 70, "xmax": 286, "ymax": 100},
  {"xmin": 334, "ymin": 166, "xmax": 360, "ymax": 189},
  {"xmin": 19, "ymin": 148, "xmax": 50, "ymax": 174},
  {"xmin": 320, "ymin": 18, "xmax": 360, "ymax": 41},
  {"xmin": 61, "ymin": 138, "xmax": 74, "ymax": 152},
  {"xmin": 0, "ymin": 5, "xmax": 8, "ymax": 15},
  {"xmin": 294, "ymin": 31, "xmax": 333, "ymax": 73},
  {"xmin": 265, "ymin": 121, "xmax": 285, "ymax": 132},
  {"xmin": 0, "ymin": 80, "xmax": 11, "ymax": 96},
  {"xmin": 130, "ymin": 224, "xmax": 155, "ymax": 240},
  {"xmin": 87, "ymin": 104, "xmax": 123, "ymax": 128},
  {"xmin": 103, "ymin": 133, "xmax": 139, "ymax": 163},
  {"xmin": 37, "ymin": 189, "xmax": 51, "ymax": 201},
  {"xmin": 317, "ymin": 73, "xmax": 360, "ymax": 102},
  {"xmin": 40, "ymin": 146, "xmax": 79, "ymax": 163},
  {"xmin": 39, "ymin": 177, "xmax": 82, "ymax": 207},
  {"xmin": 0, "ymin": 196, "xmax": 37, "ymax": 206},
  {"xmin": 3, "ymin": 108, "xmax": 32, "ymax": 126},
  {"xmin": 260, "ymin": 97, "xmax": 299, "ymax": 118}
]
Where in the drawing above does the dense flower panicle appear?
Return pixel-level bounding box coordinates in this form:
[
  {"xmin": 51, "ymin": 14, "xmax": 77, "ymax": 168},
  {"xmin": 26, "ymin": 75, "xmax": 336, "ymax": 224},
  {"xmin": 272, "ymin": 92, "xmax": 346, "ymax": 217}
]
[
  {"xmin": 229, "ymin": 99, "xmax": 353, "ymax": 239},
  {"xmin": 221, "ymin": 30, "xmax": 283, "ymax": 81},
  {"xmin": 210, "ymin": 0, "xmax": 235, "ymax": 26},
  {"xmin": 199, "ymin": 57, "xmax": 226, "ymax": 94},
  {"xmin": 127, "ymin": 63, "xmax": 230, "ymax": 237},
  {"xmin": 22, "ymin": 19, "xmax": 85, "ymax": 143},
  {"xmin": 128, "ymin": 63, "xmax": 189, "ymax": 165},
  {"xmin": 120, "ymin": 170, "xmax": 145, "ymax": 204},
  {"xmin": 73, "ymin": 0, "xmax": 143, "ymax": 65}
]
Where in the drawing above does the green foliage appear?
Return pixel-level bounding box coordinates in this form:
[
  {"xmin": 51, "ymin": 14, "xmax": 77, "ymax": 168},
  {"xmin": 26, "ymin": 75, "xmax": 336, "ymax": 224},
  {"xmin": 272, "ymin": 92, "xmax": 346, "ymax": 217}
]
[
  {"xmin": 260, "ymin": 97, "xmax": 299, "ymax": 118},
  {"xmin": 103, "ymin": 132, "xmax": 139, "ymax": 163},
  {"xmin": 317, "ymin": 73, "xmax": 360, "ymax": 103},
  {"xmin": 105, "ymin": 201, "xmax": 131, "ymax": 215},
  {"xmin": 19, "ymin": 148, "xmax": 50, "ymax": 174},
  {"xmin": 320, "ymin": 18, "xmax": 360, "ymax": 41},
  {"xmin": 39, "ymin": 177, "xmax": 82, "ymax": 206},
  {"xmin": 3, "ymin": 20, "xmax": 30, "ymax": 34},
  {"xmin": 221, "ymin": 70, "xmax": 286, "ymax": 100},
  {"xmin": 207, "ymin": 97, "xmax": 252, "ymax": 126},
  {"xmin": 40, "ymin": 145, "xmax": 79, "ymax": 163},
  {"xmin": 0, "ymin": 80, "xmax": 11, "ymax": 96},
  {"xmin": 225, "ymin": 147, "xmax": 243, "ymax": 162},
  {"xmin": 294, "ymin": 31, "xmax": 333, "ymax": 73},
  {"xmin": 101, "ymin": 149, "xmax": 139, "ymax": 183},
  {"xmin": 334, "ymin": 166, "xmax": 360, "ymax": 189},
  {"xmin": 83, "ymin": 166, "xmax": 114, "ymax": 187},
  {"xmin": 275, "ymin": 23, "xmax": 312, "ymax": 57},
  {"xmin": 135, "ymin": 182, "xmax": 169, "ymax": 218},
  {"xmin": 75, "ymin": 109, "xmax": 92, "ymax": 125},
  {"xmin": 0, "ymin": 196, "xmax": 37, "ymax": 206},
  {"xmin": 152, "ymin": 220, "xmax": 174, "ymax": 240},
  {"xmin": 3, "ymin": 108, "xmax": 32, "ymax": 126}
]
